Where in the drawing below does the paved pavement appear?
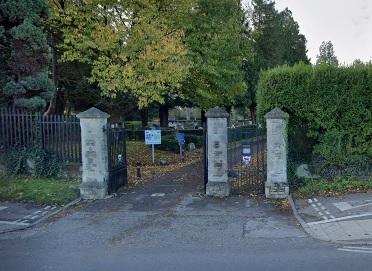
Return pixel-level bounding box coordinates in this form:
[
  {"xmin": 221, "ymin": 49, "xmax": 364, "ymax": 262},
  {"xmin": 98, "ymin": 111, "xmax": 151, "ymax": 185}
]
[
  {"xmin": 0, "ymin": 202, "xmax": 60, "ymax": 233},
  {"xmin": 1, "ymin": 165, "xmax": 372, "ymax": 270},
  {"xmin": 293, "ymin": 193, "xmax": 372, "ymax": 244}
]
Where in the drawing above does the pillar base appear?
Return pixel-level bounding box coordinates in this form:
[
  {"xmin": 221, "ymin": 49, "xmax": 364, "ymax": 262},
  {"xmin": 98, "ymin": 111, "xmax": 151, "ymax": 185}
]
[
  {"xmin": 80, "ymin": 182, "xmax": 107, "ymax": 200},
  {"xmin": 265, "ymin": 183, "xmax": 289, "ymax": 199},
  {"xmin": 206, "ymin": 181, "xmax": 230, "ymax": 197}
]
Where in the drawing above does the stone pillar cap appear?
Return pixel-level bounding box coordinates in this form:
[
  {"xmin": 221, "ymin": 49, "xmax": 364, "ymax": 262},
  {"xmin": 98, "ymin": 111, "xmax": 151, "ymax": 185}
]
[
  {"xmin": 265, "ymin": 107, "xmax": 289, "ymax": 120},
  {"xmin": 205, "ymin": 106, "xmax": 229, "ymax": 118},
  {"xmin": 77, "ymin": 107, "xmax": 110, "ymax": 119}
]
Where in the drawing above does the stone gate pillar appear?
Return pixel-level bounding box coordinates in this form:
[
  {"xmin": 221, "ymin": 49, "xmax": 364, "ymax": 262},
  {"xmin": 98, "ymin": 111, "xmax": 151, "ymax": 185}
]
[
  {"xmin": 265, "ymin": 107, "xmax": 289, "ymax": 198},
  {"xmin": 205, "ymin": 107, "xmax": 230, "ymax": 197},
  {"xmin": 77, "ymin": 107, "xmax": 110, "ymax": 199}
]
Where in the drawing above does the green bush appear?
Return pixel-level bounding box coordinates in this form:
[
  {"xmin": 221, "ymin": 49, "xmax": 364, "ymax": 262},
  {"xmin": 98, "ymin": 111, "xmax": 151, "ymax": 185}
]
[
  {"xmin": 156, "ymin": 134, "xmax": 179, "ymax": 152},
  {"xmin": 156, "ymin": 132, "xmax": 203, "ymax": 152},
  {"xmin": 1, "ymin": 147, "xmax": 64, "ymax": 177},
  {"xmin": 257, "ymin": 63, "xmax": 372, "ymax": 166},
  {"xmin": 184, "ymin": 134, "xmax": 203, "ymax": 148}
]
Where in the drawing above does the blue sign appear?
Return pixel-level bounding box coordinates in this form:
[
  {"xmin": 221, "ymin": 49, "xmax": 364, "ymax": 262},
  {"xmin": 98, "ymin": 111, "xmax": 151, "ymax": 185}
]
[{"xmin": 177, "ymin": 132, "xmax": 185, "ymax": 145}]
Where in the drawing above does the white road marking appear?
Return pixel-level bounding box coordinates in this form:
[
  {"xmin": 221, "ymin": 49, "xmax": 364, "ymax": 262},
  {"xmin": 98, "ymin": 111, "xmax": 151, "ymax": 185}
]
[
  {"xmin": 343, "ymin": 246, "xmax": 372, "ymax": 251},
  {"xmin": 334, "ymin": 201, "xmax": 372, "ymax": 212},
  {"xmin": 338, "ymin": 246, "xmax": 372, "ymax": 254},
  {"xmin": 0, "ymin": 206, "xmax": 8, "ymax": 211},
  {"xmin": 311, "ymin": 203, "xmax": 320, "ymax": 211},
  {"xmin": 310, "ymin": 200, "xmax": 336, "ymax": 220},
  {"xmin": 0, "ymin": 220, "xmax": 29, "ymax": 226},
  {"xmin": 307, "ymin": 213, "xmax": 372, "ymax": 225},
  {"xmin": 151, "ymin": 193, "xmax": 165, "ymax": 197}
]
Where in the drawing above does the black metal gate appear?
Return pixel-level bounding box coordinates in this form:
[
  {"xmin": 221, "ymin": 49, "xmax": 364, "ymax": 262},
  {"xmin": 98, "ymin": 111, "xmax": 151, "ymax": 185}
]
[
  {"xmin": 227, "ymin": 126, "xmax": 266, "ymax": 194},
  {"xmin": 107, "ymin": 125, "xmax": 128, "ymax": 193}
]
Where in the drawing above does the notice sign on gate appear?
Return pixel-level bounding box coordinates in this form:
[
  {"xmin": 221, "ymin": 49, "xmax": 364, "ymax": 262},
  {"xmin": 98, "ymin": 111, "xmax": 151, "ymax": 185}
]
[{"xmin": 145, "ymin": 130, "xmax": 161, "ymax": 145}]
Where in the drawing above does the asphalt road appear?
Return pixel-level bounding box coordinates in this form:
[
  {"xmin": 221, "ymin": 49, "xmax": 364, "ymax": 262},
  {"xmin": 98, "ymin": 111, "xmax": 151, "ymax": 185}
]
[{"xmin": 0, "ymin": 163, "xmax": 371, "ymax": 271}]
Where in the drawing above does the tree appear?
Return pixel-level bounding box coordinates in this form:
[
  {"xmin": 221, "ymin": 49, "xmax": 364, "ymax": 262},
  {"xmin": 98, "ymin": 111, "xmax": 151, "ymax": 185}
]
[
  {"xmin": 184, "ymin": 0, "xmax": 246, "ymax": 110},
  {"xmin": 250, "ymin": 0, "xmax": 281, "ymax": 70},
  {"xmin": 316, "ymin": 41, "xmax": 339, "ymax": 66},
  {"xmin": 278, "ymin": 8, "xmax": 309, "ymax": 65},
  {"xmin": 0, "ymin": 0, "xmax": 55, "ymax": 110},
  {"xmin": 52, "ymin": 0, "xmax": 192, "ymax": 109},
  {"xmin": 241, "ymin": 0, "xmax": 309, "ymax": 122}
]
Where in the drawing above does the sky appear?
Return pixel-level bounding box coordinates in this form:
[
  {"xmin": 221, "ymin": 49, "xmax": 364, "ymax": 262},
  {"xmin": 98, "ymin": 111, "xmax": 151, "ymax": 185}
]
[{"xmin": 274, "ymin": 0, "xmax": 372, "ymax": 64}]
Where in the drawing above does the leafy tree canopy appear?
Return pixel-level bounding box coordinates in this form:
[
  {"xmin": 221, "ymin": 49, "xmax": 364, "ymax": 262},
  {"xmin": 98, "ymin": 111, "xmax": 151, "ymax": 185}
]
[
  {"xmin": 50, "ymin": 0, "xmax": 193, "ymax": 109},
  {"xmin": 316, "ymin": 41, "xmax": 339, "ymax": 66},
  {"xmin": 0, "ymin": 0, "xmax": 55, "ymax": 110},
  {"xmin": 183, "ymin": 0, "xmax": 247, "ymax": 110}
]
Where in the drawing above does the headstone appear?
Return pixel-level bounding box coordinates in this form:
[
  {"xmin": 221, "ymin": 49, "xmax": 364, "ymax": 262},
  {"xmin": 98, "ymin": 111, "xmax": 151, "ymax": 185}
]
[
  {"xmin": 296, "ymin": 164, "xmax": 320, "ymax": 179},
  {"xmin": 159, "ymin": 159, "xmax": 168, "ymax": 166},
  {"xmin": 188, "ymin": 142, "xmax": 196, "ymax": 152},
  {"xmin": 265, "ymin": 108, "xmax": 289, "ymax": 199},
  {"xmin": 77, "ymin": 107, "xmax": 110, "ymax": 199},
  {"xmin": 205, "ymin": 107, "xmax": 230, "ymax": 197}
]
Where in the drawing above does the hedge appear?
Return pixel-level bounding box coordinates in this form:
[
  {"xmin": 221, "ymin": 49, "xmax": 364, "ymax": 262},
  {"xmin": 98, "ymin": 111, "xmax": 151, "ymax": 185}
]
[{"xmin": 257, "ymin": 63, "xmax": 372, "ymax": 166}]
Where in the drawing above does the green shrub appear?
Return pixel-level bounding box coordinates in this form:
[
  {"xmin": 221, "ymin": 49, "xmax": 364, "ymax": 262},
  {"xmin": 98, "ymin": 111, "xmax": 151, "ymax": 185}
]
[
  {"xmin": 184, "ymin": 134, "xmax": 202, "ymax": 148},
  {"xmin": 156, "ymin": 132, "xmax": 203, "ymax": 152},
  {"xmin": 156, "ymin": 134, "xmax": 179, "ymax": 152},
  {"xmin": 1, "ymin": 147, "xmax": 64, "ymax": 177},
  {"xmin": 257, "ymin": 63, "xmax": 372, "ymax": 167}
]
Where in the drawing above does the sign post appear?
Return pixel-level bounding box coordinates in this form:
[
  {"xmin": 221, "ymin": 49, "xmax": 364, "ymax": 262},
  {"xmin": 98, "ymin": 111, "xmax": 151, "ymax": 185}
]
[
  {"xmin": 177, "ymin": 132, "xmax": 185, "ymax": 161},
  {"xmin": 144, "ymin": 130, "xmax": 161, "ymax": 163}
]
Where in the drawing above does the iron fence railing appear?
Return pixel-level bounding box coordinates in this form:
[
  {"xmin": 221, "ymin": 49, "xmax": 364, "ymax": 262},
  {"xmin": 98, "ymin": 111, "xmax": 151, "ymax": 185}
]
[{"xmin": 0, "ymin": 107, "xmax": 81, "ymax": 163}]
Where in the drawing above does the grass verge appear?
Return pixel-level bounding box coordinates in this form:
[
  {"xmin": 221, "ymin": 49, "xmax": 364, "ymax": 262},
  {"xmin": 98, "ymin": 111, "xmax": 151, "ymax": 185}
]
[
  {"xmin": 0, "ymin": 175, "xmax": 80, "ymax": 205},
  {"xmin": 294, "ymin": 177, "xmax": 372, "ymax": 198}
]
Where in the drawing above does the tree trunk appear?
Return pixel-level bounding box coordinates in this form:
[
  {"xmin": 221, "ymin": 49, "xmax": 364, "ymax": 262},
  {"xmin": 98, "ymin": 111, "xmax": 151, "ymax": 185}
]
[
  {"xmin": 249, "ymin": 103, "xmax": 257, "ymax": 124},
  {"xmin": 140, "ymin": 108, "xmax": 148, "ymax": 128},
  {"xmin": 44, "ymin": 88, "xmax": 65, "ymax": 116},
  {"xmin": 159, "ymin": 105, "xmax": 169, "ymax": 128}
]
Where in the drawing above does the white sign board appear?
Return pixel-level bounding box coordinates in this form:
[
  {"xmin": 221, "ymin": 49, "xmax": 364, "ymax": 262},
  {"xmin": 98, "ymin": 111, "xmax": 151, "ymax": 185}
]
[{"xmin": 145, "ymin": 130, "xmax": 161, "ymax": 145}]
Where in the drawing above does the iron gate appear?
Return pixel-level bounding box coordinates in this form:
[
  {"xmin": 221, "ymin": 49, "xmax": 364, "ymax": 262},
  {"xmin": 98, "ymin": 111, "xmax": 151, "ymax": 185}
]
[
  {"xmin": 107, "ymin": 125, "xmax": 128, "ymax": 193},
  {"xmin": 227, "ymin": 126, "xmax": 267, "ymax": 194}
]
